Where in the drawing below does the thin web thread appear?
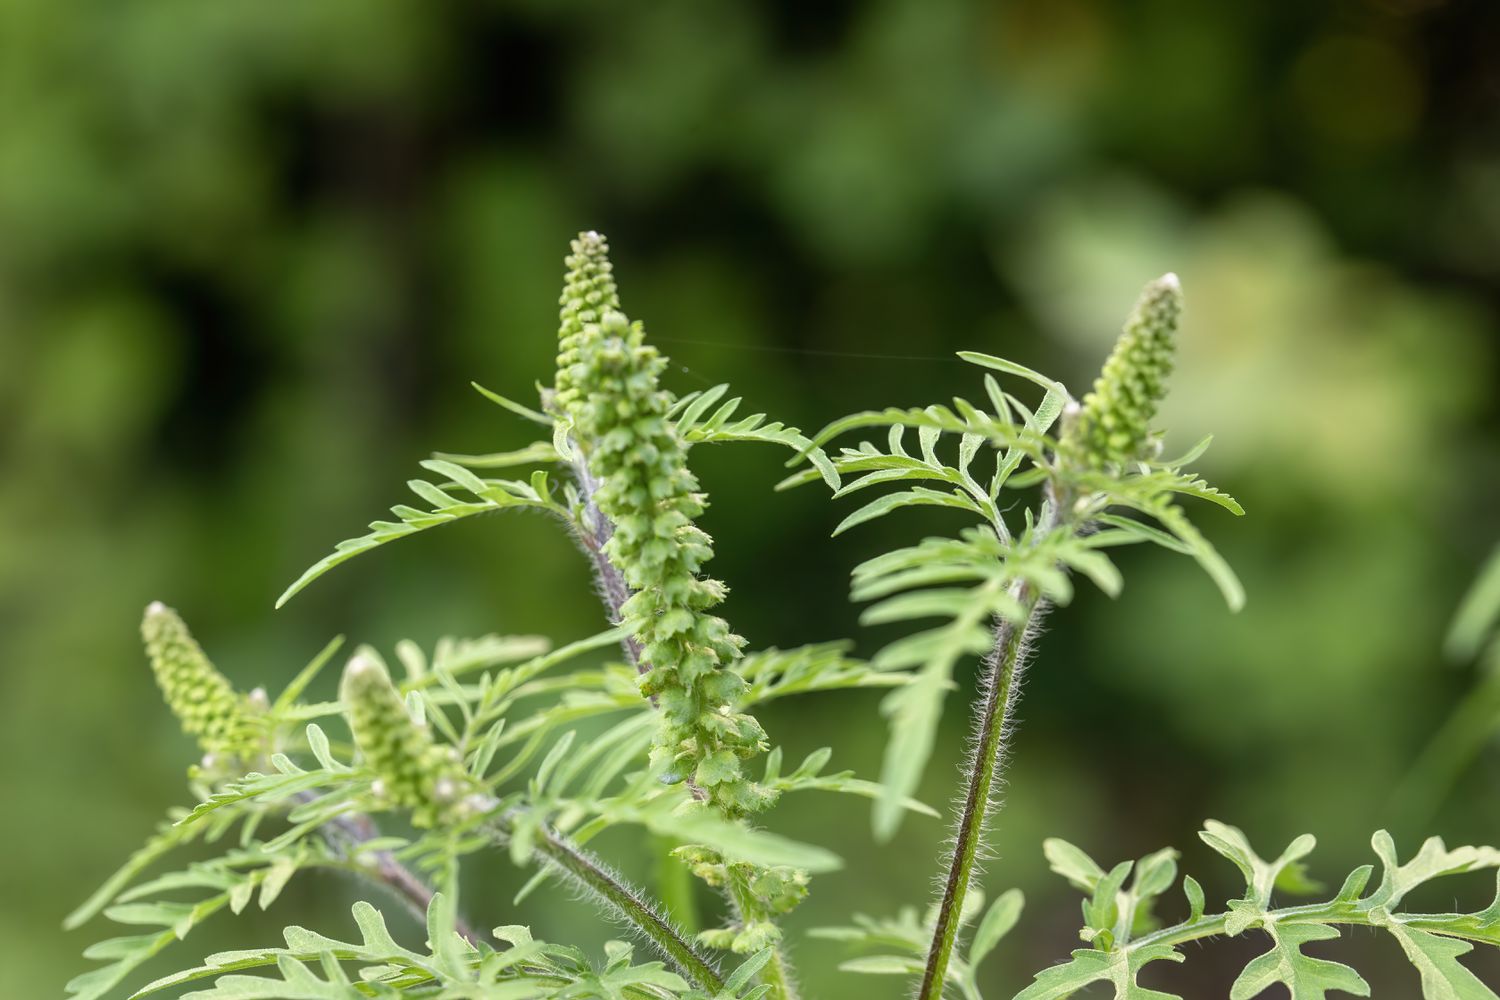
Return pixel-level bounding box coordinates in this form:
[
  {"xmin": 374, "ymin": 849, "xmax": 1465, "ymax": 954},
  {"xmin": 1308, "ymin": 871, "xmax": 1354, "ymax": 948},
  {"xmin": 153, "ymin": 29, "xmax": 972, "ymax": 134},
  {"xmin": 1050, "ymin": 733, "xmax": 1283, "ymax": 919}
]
[{"xmin": 651, "ymin": 334, "xmax": 965, "ymax": 364}]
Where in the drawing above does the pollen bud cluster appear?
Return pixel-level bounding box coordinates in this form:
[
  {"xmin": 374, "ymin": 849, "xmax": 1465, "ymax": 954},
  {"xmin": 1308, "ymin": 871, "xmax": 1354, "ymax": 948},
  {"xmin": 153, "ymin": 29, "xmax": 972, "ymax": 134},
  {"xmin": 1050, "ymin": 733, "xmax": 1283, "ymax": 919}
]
[
  {"xmin": 551, "ymin": 233, "xmax": 772, "ymax": 817},
  {"xmin": 1062, "ymin": 273, "xmax": 1182, "ymax": 469},
  {"xmin": 678, "ymin": 846, "xmax": 808, "ymax": 953},
  {"xmin": 570, "ymin": 317, "xmax": 772, "ymax": 815},
  {"xmin": 340, "ymin": 654, "xmax": 477, "ymax": 828},
  {"xmin": 140, "ymin": 602, "xmax": 260, "ymax": 760}
]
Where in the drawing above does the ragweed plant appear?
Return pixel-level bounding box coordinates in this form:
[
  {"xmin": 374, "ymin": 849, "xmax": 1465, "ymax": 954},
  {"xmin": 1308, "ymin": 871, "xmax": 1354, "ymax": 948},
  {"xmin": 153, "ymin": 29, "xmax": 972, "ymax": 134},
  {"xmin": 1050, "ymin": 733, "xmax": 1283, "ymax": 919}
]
[{"xmin": 68, "ymin": 235, "xmax": 1500, "ymax": 1000}]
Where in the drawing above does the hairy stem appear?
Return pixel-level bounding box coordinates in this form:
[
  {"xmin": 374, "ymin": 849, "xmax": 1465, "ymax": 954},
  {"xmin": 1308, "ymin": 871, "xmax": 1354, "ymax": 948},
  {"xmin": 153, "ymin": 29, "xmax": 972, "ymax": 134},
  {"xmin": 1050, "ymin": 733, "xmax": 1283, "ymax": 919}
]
[
  {"xmin": 475, "ymin": 806, "xmax": 723, "ymax": 989},
  {"xmin": 725, "ymin": 868, "xmax": 800, "ymax": 1000},
  {"xmin": 757, "ymin": 944, "xmax": 799, "ymax": 1000},
  {"xmin": 917, "ymin": 587, "xmax": 1046, "ymax": 1000},
  {"xmin": 535, "ymin": 826, "xmax": 726, "ymax": 992},
  {"xmin": 569, "ymin": 454, "xmax": 644, "ymax": 671},
  {"xmin": 319, "ymin": 811, "xmax": 479, "ymax": 943}
]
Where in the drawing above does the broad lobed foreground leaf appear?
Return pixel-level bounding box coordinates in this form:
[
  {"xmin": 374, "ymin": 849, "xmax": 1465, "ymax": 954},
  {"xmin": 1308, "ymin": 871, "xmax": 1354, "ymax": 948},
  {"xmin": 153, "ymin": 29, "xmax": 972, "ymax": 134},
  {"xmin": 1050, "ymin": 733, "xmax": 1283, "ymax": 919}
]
[{"xmin": 1015, "ymin": 822, "xmax": 1500, "ymax": 1000}]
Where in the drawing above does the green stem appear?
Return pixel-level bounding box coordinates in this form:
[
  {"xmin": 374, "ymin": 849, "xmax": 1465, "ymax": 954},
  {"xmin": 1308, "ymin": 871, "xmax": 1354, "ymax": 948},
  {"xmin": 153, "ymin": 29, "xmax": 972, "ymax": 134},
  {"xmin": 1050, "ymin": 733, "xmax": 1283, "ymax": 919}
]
[
  {"xmin": 917, "ymin": 586, "xmax": 1045, "ymax": 1000},
  {"xmin": 319, "ymin": 810, "xmax": 479, "ymax": 942},
  {"xmin": 725, "ymin": 870, "xmax": 799, "ymax": 1000},
  {"xmin": 759, "ymin": 945, "xmax": 799, "ymax": 1000},
  {"xmin": 535, "ymin": 826, "xmax": 726, "ymax": 993},
  {"xmin": 1128, "ymin": 912, "xmax": 1231, "ymax": 951},
  {"xmin": 1126, "ymin": 899, "xmax": 1500, "ymax": 953}
]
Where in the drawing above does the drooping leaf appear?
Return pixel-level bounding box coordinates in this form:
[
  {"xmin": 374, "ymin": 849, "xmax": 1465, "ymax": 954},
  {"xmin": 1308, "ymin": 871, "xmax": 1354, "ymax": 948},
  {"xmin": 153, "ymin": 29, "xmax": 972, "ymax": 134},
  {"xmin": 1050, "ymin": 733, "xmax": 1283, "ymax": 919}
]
[
  {"xmin": 968, "ymin": 889, "xmax": 1024, "ymax": 971},
  {"xmin": 1011, "ymin": 944, "xmax": 1184, "ymax": 1000},
  {"xmin": 1230, "ymin": 923, "xmax": 1370, "ymax": 1000},
  {"xmin": 1378, "ymin": 921, "xmax": 1499, "ymax": 1000},
  {"xmin": 277, "ymin": 466, "xmax": 565, "ymax": 607}
]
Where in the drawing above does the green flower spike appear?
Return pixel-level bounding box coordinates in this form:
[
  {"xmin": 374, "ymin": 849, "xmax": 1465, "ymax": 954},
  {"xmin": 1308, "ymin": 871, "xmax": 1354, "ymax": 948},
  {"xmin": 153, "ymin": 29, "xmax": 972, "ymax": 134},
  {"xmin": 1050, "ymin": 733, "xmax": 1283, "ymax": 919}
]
[
  {"xmin": 553, "ymin": 230, "xmax": 623, "ymax": 418},
  {"xmin": 340, "ymin": 653, "xmax": 478, "ymax": 828},
  {"xmin": 570, "ymin": 310, "xmax": 772, "ymax": 817},
  {"xmin": 140, "ymin": 601, "xmax": 261, "ymax": 763},
  {"xmin": 678, "ymin": 846, "xmax": 808, "ymax": 952},
  {"xmin": 1063, "ymin": 272, "xmax": 1182, "ymax": 468}
]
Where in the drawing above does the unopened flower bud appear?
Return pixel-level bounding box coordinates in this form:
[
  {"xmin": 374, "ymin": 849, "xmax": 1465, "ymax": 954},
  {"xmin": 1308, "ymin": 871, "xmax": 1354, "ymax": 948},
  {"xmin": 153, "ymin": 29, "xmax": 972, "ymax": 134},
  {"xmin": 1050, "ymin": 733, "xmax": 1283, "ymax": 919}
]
[
  {"xmin": 1061, "ymin": 274, "xmax": 1182, "ymax": 469},
  {"xmin": 141, "ymin": 602, "xmax": 259, "ymax": 759},
  {"xmin": 340, "ymin": 654, "xmax": 476, "ymax": 827}
]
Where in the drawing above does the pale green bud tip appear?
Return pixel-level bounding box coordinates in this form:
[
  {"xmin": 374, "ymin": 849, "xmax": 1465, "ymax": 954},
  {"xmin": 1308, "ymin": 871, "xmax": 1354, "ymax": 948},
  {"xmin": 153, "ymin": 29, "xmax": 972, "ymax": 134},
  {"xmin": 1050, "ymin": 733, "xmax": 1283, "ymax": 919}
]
[
  {"xmin": 342, "ymin": 652, "xmax": 384, "ymax": 686},
  {"xmin": 1136, "ymin": 272, "xmax": 1182, "ymax": 325},
  {"xmin": 574, "ymin": 230, "xmax": 607, "ymax": 255},
  {"xmin": 555, "ymin": 231, "xmax": 624, "ymax": 415},
  {"xmin": 562, "ymin": 231, "xmax": 617, "ymax": 309},
  {"xmin": 340, "ymin": 653, "xmax": 404, "ymax": 718}
]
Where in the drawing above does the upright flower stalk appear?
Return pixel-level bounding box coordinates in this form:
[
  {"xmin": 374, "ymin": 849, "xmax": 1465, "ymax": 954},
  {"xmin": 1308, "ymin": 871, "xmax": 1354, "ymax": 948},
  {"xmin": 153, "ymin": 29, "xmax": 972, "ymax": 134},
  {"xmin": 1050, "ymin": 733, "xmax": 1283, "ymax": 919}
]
[
  {"xmin": 1061, "ymin": 273, "xmax": 1182, "ymax": 469},
  {"xmin": 551, "ymin": 235, "xmax": 775, "ymax": 817},
  {"xmin": 553, "ymin": 231, "xmax": 623, "ymax": 418},
  {"xmin": 549, "ymin": 234, "xmax": 800, "ymax": 996},
  {"xmin": 563, "ymin": 311, "xmax": 771, "ymax": 816},
  {"xmin": 917, "ymin": 275, "xmax": 1183, "ymax": 1000},
  {"xmin": 917, "ymin": 582, "xmax": 1049, "ymax": 1000}
]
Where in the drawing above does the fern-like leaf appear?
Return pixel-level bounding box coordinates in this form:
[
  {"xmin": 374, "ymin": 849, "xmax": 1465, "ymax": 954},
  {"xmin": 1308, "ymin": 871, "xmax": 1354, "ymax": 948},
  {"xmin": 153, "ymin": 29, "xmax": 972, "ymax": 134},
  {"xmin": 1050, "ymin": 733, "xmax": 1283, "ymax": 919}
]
[
  {"xmin": 1021, "ymin": 823, "xmax": 1500, "ymax": 1000},
  {"xmin": 1012, "ymin": 944, "xmax": 1184, "ymax": 1000},
  {"xmin": 432, "ymin": 441, "xmax": 560, "ymax": 470},
  {"xmin": 67, "ymin": 847, "xmax": 327, "ymax": 1000},
  {"xmin": 736, "ymin": 642, "xmax": 908, "ymax": 705},
  {"xmin": 669, "ymin": 383, "xmax": 839, "ymax": 489},
  {"xmin": 144, "ymin": 898, "xmax": 711, "ymax": 1000},
  {"xmin": 814, "ymin": 889, "xmax": 1018, "ymax": 1000},
  {"xmin": 1376, "ymin": 922, "xmax": 1498, "ymax": 1000},
  {"xmin": 276, "ymin": 462, "xmax": 564, "ymax": 607},
  {"xmin": 853, "ymin": 524, "xmax": 1110, "ymax": 839}
]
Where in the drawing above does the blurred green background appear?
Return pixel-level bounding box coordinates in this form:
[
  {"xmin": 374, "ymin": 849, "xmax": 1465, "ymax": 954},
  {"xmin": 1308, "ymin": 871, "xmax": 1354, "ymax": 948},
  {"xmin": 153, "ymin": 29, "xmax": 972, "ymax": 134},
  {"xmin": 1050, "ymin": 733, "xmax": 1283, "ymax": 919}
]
[{"xmin": 4, "ymin": 0, "xmax": 1499, "ymax": 996}]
